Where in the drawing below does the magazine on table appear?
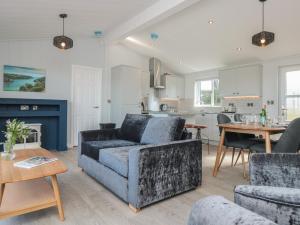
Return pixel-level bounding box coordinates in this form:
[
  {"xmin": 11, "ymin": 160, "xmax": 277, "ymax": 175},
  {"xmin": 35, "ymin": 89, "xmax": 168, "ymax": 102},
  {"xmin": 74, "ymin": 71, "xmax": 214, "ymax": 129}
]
[{"xmin": 14, "ymin": 156, "xmax": 58, "ymax": 169}]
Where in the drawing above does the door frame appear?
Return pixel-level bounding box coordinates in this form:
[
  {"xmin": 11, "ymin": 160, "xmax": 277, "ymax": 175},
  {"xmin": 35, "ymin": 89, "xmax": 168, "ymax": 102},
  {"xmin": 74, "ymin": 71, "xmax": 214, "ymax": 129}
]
[{"xmin": 71, "ymin": 65, "xmax": 103, "ymax": 147}]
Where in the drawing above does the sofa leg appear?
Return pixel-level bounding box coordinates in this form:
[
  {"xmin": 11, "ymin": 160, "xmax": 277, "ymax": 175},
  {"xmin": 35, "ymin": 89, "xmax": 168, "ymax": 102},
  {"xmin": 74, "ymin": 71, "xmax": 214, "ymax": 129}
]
[
  {"xmin": 81, "ymin": 168, "xmax": 84, "ymax": 172},
  {"xmin": 129, "ymin": 204, "xmax": 140, "ymax": 213}
]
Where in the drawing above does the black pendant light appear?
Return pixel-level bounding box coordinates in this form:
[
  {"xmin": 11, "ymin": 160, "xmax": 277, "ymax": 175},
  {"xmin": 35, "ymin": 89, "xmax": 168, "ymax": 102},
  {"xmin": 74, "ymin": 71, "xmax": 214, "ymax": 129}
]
[
  {"xmin": 252, "ymin": 0, "xmax": 275, "ymax": 47},
  {"xmin": 53, "ymin": 14, "xmax": 73, "ymax": 50}
]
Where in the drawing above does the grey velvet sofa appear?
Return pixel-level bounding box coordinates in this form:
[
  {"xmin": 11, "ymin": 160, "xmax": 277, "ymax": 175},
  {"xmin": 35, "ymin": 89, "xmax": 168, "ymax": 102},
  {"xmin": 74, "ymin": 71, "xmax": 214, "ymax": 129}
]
[
  {"xmin": 188, "ymin": 153, "xmax": 300, "ymax": 225},
  {"xmin": 78, "ymin": 114, "xmax": 202, "ymax": 211}
]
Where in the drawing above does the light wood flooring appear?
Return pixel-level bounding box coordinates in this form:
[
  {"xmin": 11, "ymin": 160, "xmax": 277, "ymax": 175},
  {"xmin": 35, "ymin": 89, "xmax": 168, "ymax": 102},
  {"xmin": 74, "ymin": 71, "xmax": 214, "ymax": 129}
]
[{"xmin": 0, "ymin": 145, "xmax": 248, "ymax": 225}]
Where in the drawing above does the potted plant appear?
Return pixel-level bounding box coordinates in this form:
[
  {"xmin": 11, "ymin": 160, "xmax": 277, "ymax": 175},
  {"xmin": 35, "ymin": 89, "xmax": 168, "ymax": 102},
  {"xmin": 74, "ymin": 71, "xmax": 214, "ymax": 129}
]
[{"xmin": 1, "ymin": 119, "xmax": 30, "ymax": 160}]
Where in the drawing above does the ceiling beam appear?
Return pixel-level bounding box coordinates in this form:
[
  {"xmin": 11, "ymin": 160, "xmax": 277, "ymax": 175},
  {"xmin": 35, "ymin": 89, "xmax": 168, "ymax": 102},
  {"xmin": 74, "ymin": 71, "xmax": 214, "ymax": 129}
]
[{"xmin": 105, "ymin": 0, "xmax": 201, "ymax": 43}]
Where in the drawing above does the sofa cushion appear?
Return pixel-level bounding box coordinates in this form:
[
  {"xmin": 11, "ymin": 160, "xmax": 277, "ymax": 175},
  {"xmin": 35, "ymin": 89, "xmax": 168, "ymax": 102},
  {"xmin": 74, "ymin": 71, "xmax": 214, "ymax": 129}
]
[
  {"xmin": 119, "ymin": 114, "xmax": 151, "ymax": 143},
  {"xmin": 81, "ymin": 139, "xmax": 138, "ymax": 161},
  {"xmin": 235, "ymin": 185, "xmax": 300, "ymax": 207},
  {"xmin": 140, "ymin": 117, "xmax": 183, "ymax": 144},
  {"xmin": 99, "ymin": 146, "xmax": 132, "ymax": 178}
]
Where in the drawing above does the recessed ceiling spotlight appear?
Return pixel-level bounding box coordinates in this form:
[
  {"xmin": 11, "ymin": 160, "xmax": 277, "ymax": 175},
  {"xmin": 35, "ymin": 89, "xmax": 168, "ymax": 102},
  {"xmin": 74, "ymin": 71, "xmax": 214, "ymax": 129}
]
[
  {"xmin": 208, "ymin": 19, "xmax": 214, "ymax": 24},
  {"xmin": 236, "ymin": 47, "xmax": 242, "ymax": 51}
]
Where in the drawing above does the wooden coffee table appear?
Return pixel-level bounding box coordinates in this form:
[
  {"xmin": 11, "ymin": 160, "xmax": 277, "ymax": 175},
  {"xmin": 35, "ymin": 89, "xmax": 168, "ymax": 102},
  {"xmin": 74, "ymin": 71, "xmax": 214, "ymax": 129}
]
[{"xmin": 0, "ymin": 148, "xmax": 68, "ymax": 221}]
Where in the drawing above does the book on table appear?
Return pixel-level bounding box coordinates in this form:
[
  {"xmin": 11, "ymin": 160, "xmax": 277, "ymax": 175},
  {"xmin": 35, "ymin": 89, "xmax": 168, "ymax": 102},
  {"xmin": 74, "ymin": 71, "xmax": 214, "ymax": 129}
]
[{"xmin": 14, "ymin": 156, "xmax": 58, "ymax": 169}]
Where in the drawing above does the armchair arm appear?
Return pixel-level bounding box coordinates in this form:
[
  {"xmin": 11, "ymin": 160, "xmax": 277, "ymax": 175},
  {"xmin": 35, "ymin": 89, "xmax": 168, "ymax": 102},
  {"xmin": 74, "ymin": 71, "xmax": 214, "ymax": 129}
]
[
  {"xmin": 128, "ymin": 139, "xmax": 202, "ymax": 208},
  {"xmin": 250, "ymin": 153, "xmax": 300, "ymax": 188}
]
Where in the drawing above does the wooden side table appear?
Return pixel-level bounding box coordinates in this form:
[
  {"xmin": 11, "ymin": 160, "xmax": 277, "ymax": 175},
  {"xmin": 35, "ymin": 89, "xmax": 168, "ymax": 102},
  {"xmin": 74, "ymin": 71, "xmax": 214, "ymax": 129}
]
[{"xmin": 0, "ymin": 148, "xmax": 68, "ymax": 221}]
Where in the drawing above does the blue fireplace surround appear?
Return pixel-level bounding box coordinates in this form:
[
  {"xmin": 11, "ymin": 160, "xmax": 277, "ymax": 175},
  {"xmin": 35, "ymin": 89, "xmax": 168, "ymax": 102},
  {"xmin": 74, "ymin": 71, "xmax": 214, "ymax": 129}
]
[{"xmin": 0, "ymin": 98, "xmax": 67, "ymax": 151}]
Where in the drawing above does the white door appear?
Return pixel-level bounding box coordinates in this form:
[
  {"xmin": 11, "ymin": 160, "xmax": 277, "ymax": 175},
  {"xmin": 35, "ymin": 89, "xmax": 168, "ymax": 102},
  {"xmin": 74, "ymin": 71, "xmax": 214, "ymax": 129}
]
[{"xmin": 71, "ymin": 65, "xmax": 102, "ymax": 146}]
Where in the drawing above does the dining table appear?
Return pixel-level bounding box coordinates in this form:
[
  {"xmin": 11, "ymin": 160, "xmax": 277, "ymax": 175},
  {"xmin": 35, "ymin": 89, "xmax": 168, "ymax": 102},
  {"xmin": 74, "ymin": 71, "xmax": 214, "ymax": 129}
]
[{"xmin": 212, "ymin": 123, "xmax": 286, "ymax": 177}]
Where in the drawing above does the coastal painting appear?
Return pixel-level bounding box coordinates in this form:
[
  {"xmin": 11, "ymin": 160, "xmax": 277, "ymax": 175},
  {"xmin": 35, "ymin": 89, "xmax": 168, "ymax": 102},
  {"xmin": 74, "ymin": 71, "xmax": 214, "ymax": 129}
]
[{"xmin": 3, "ymin": 65, "xmax": 46, "ymax": 92}]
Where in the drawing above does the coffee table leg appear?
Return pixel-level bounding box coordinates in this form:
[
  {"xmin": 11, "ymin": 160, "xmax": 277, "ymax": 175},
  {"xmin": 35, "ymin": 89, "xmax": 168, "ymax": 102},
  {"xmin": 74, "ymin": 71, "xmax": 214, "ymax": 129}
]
[
  {"xmin": 0, "ymin": 183, "xmax": 5, "ymax": 206},
  {"xmin": 51, "ymin": 175, "xmax": 65, "ymax": 221}
]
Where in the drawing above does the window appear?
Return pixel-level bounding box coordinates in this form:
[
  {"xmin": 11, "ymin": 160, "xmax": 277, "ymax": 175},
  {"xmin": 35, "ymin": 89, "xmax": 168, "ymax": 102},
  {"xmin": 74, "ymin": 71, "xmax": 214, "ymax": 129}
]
[
  {"xmin": 280, "ymin": 66, "xmax": 300, "ymax": 121},
  {"xmin": 194, "ymin": 79, "xmax": 220, "ymax": 107}
]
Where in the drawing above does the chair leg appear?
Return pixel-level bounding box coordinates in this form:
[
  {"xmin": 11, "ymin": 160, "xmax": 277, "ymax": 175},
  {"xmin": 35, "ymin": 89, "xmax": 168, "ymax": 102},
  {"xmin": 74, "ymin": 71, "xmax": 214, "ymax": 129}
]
[
  {"xmin": 234, "ymin": 150, "xmax": 242, "ymax": 166},
  {"xmin": 207, "ymin": 139, "xmax": 210, "ymax": 155},
  {"xmin": 231, "ymin": 148, "xmax": 235, "ymax": 167},
  {"xmin": 241, "ymin": 151, "xmax": 247, "ymax": 179},
  {"xmin": 218, "ymin": 149, "xmax": 227, "ymax": 171}
]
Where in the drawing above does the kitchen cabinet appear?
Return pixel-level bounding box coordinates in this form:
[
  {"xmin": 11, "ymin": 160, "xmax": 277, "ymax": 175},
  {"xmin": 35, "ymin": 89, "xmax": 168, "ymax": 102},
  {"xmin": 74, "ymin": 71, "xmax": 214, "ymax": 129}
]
[
  {"xmin": 195, "ymin": 113, "xmax": 220, "ymax": 142},
  {"xmin": 141, "ymin": 70, "xmax": 151, "ymax": 98},
  {"xmin": 111, "ymin": 65, "xmax": 142, "ymax": 127},
  {"xmin": 219, "ymin": 65, "xmax": 262, "ymax": 97},
  {"xmin": 160, "ymin": 75, "xmax": 185, "ymax": 99}
]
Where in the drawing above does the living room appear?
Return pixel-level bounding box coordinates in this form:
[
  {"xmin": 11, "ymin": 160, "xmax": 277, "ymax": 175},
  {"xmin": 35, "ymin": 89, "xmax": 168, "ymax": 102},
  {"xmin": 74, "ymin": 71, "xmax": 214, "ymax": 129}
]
[{"xmin": 0, "ymin": 0, "xmax": 299, "ymax": 225}]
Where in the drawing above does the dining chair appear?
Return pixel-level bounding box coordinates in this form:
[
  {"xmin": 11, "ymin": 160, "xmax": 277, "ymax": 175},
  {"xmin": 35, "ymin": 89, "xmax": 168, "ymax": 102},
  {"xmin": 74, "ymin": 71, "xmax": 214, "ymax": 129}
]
[
  {"xmin": 217, "ymin": 114, "xmax": 254, "ymax": 177},
  {"xmin": 250, "ymin": 117, "xmax": 300, "ymax": 153}
]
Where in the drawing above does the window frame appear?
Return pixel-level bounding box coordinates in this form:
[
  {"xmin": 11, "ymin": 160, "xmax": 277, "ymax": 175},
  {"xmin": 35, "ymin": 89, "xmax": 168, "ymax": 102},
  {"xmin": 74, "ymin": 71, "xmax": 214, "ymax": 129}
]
[
  {"xmin": 194, "ymin": 78, "xmax": 220, "ymax": 107},
  {"xmin": 279, "ymin": 65, "xmax": 300, "ymax": 121}
]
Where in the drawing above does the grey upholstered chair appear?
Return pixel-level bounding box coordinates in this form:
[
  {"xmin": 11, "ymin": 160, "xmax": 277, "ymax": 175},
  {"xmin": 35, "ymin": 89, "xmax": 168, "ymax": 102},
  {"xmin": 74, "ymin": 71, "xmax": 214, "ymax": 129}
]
[
  {"xmin": 234, "ymin": 113, "xmax": 243, "ymax": 122},
  {"xmin": 188, "ymin": 196, "xmax": 276, "ymax": 225},
  {"xmin": 250, "ymin": 117, "xmax": 300, "ymax": 153},
  {"xmin": 217, "ymin": 114, "xmax": 254, "ymax": 177},
  {"xmin": 234, "ymin": 153, "xmax": 300, "ymax": 225}
]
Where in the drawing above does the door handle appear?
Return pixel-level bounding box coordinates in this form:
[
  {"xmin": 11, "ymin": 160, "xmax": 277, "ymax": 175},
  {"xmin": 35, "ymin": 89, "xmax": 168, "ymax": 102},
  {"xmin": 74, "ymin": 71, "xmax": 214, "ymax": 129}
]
[{"xmin": 93, "ymin": 106, "xmax": 100, "ymax": 109}]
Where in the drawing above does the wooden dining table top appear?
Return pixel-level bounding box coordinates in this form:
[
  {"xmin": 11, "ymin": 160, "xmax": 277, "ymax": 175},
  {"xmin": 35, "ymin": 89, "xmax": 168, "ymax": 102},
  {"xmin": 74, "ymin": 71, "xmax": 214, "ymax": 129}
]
[{"xmin": 218, "ymin": 123, "xmax": 286, "ymax": 132}]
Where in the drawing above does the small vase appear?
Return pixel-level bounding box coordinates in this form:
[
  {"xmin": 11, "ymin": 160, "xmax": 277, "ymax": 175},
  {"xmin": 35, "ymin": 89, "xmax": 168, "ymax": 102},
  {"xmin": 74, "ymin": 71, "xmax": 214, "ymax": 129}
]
[{"xmin": 1, "ymin": 143, "xmax": 16, "ymax": 160}]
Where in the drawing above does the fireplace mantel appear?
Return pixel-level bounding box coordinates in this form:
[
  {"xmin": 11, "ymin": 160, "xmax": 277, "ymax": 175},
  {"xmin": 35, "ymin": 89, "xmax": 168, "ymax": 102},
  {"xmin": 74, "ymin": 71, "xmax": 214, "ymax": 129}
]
[{"xmin": 0, "ymin": 98, "xmax": 67, "ymax": 151}]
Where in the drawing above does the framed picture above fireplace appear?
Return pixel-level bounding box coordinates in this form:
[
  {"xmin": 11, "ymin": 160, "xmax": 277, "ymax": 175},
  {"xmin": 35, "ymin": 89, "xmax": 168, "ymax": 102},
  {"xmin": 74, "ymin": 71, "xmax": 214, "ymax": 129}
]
[{"xmin": 3, "ymin": 65, "xmax": 46, "ymax": 92}]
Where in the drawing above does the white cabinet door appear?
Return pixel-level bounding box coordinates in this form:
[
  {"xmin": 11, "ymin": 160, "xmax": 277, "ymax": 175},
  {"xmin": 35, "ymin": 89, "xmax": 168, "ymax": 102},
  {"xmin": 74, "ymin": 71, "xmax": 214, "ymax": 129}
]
[
  {"xmin": 176, "ymin": 76, "xmax": 185, "ymax": 99},
  {"xmin": 160, "ymin": 75, "xmax": 184, "ymax": 99},
  {"xmin": 219, "ymin": 65, "xmax": 262, "ymax": 97},
  {"xmin": 208, "ymin": 114, "xmax": 220, "ymax": 141}
]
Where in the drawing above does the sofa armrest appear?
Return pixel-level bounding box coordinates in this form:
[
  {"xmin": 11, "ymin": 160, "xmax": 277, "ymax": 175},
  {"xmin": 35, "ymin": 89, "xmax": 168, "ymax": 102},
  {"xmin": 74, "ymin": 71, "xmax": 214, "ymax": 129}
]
[
  {"xmin": 77, "ymin": 129, "xmax": 119, "ymax": 158},
  {"xmin": 250, "ymin": 153, "xmax": 300, "ymax": 188},
  {"xmin": 188, "ymin": 196, "xmax": 276, "ymax": 225},
  {"xmin": 128, "ymin": 139, "xmax": 202, "ymax": 208}
]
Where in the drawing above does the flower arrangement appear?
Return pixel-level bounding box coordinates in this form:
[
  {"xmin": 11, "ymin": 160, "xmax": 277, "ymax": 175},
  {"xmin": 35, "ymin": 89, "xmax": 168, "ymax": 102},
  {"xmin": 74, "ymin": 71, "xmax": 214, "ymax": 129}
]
[{"xmin": 2, "ymin": 119, "xmax": 30, "ymax": 160}]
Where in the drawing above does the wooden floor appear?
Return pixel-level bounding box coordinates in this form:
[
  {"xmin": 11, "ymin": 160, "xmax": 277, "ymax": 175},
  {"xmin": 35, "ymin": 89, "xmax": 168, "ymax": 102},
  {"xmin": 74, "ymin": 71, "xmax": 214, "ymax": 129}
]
[{"xmin": 0, "ymin": 145, "xmax": 248, "ymax": 225}]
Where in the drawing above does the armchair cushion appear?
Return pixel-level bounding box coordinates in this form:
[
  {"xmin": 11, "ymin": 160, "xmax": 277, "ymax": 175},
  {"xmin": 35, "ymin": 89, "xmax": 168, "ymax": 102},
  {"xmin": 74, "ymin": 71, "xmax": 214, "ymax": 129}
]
[
  {"xmin": 188, "ymin": 196, "xmax": 276, "ymax": 225},
  {"xmin": 235, "ymin": 185, "xmax": 300, "ymax": 225},
  {"xmin": 140, "ymin": 117, "xmax": 183, "ymax": 144},
  {"xmin": 82, "ymin": 139, "xmax": 138, "ymax": 160},
  {"xmin": 119, "ymin": 114, "xmax": 151, "ymax": 142},
  {"xmin": 99, "ymin": 146, "xmax": 132, "ymax": 178}
]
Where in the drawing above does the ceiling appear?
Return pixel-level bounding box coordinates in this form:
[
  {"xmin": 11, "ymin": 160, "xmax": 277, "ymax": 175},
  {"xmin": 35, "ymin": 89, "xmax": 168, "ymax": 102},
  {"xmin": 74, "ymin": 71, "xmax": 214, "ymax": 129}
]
[
  {"xmin": 0, "ymin": 0, "xmax": 158, "ymax": 40},
  {"xmin": 122, "ymin": 0, "xmax": 300, "ymax": 74}
]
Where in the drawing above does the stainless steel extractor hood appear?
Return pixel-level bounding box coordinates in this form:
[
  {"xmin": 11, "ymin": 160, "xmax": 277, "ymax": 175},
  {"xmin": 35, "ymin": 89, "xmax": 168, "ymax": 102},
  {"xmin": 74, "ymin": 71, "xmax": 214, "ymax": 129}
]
[{"xmin": 149, "ymin": 57, "xmax": 165, "ymax": 89}]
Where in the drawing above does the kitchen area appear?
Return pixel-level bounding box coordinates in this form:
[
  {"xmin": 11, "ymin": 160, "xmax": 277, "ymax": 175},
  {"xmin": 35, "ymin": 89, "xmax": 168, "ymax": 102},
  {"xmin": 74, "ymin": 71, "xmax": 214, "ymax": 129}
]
[{"xmin": 111, "ymin": 57, "xmax": 271, "ymax": 145}]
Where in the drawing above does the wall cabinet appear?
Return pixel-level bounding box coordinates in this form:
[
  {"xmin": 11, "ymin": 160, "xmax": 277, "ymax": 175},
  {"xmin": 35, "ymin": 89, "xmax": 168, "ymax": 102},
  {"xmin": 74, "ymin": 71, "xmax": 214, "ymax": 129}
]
[
  {"xmin": 160, "ymin": 75, "xmax": 185, "ymax": 99},
  {"xmin": 219, "ymin": 65, "xmax": 262, "ymax": 97}
]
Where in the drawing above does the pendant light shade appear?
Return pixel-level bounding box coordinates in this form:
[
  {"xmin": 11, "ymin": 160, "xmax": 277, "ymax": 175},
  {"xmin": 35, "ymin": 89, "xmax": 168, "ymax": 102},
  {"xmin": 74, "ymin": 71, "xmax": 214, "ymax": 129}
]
[
  {"xmin": 252, "ymin": 0, "xmax": 275, "ymax": 47},
  {"xmin": 53, "ymin": 14, "xmax": 73, "ymax": 50}
]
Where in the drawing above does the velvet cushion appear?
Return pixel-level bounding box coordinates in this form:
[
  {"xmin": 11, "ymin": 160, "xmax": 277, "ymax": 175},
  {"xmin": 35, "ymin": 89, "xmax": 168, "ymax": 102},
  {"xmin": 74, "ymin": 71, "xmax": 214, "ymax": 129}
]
[
  {"xmin": 81, "ymin": 139, "xmax": 138, "ymax": 160},
  {"xmin": 140, "ymin": 117, "xmax": 182, "ymax": 144},
  {"xmin": 119, "ymin": 114, "xmax": 151, "ymax": 142},
  {"xmin": 99, "ymin": 146, "xmax": 132, "ymax": 178},
  {"xmin": 235, "ymin": 185, "xmax": 300, "ymax": 225}
]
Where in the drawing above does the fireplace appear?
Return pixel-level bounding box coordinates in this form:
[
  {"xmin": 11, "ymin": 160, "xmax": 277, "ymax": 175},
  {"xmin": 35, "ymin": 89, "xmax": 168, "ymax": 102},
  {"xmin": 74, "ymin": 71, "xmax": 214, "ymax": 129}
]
[
  {"xmin": 0, "ymin": 98, "xmax": 67, "ymax": 151},
  {"xmin": 14, "ymin": 123, "xmax": 42, "ymax": 150}
]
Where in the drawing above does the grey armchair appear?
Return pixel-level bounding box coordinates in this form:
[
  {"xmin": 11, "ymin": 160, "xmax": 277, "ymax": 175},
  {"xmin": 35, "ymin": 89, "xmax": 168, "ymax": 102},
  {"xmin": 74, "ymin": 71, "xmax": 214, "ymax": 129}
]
[{"xmin": 234, "ymin": 153, "xmax": 300, "ymax": 225}]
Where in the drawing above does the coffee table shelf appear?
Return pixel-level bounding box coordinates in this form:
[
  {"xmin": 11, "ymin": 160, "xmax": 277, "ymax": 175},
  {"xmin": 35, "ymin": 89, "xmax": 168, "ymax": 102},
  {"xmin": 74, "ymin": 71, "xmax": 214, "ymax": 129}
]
[{"xmin": 0, "ymin": 178, "xmax": 56, "ymax": 220}]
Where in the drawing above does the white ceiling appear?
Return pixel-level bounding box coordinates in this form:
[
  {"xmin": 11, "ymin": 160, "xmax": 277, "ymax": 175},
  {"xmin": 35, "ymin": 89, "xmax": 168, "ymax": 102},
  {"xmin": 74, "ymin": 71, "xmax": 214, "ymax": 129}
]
[
  {"xmin": 0, "ymin": 0, "xmax": 158, "ymax": 40},
  {"xmin": 122, "ymin": 0, "xmax": 300, "ymax": 74}
]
